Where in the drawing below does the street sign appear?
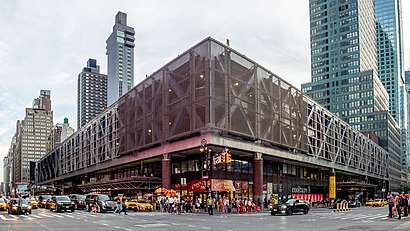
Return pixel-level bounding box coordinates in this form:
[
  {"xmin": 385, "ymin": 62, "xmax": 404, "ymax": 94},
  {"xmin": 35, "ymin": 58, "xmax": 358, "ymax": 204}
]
[{"xmin": 213, "ymin": 155, "xmax": 221, "ymax": 164}]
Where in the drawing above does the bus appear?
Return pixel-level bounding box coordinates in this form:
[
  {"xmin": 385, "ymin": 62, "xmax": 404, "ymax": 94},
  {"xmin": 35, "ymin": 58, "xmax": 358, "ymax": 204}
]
[{"xmin": 11, "ymin": 182, "xmax": 31, "ymax": 198}]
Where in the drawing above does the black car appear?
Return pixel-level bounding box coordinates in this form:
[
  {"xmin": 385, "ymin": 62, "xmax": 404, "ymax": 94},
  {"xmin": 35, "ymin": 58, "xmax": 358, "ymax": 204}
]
[
  {"xmin": 70, "ymin": 194, "xmax": 86, "ymax": 210},
  {"xmin": 49, "ymin": 196, "xmax": 75, "ymax": 212},
  {"xmin": 270, "ymin": 199, "xmax": 310, "ymax": 215},
  {"xmin": 85, "ymin": 194, "xmax": 116, "ymax": 213},
  {"xmin": 349, "ymin": 200, "xmax": 361, "ymax": 208}
]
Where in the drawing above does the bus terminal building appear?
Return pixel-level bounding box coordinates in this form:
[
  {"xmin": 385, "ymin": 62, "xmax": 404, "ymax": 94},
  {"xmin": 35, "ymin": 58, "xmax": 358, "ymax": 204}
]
[{"xmin": 37, "ymin": 37, "xmax": 389, "ymax": 203}]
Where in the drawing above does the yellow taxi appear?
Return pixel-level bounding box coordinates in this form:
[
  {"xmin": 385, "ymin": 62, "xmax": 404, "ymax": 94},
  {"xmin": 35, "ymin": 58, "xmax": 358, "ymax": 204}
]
[
  {"xmin": 365, "ymin": 200, "xmax": 374, "ymax": 206},
  {"xmin": 0, "ymin": 198, "xmax": 7, "ymax": 210},
  {"xmin": 26, "ymin": 198, "xmax": 39, "ymax": 209},
  {"xmin": 126, "ymin": 199, "xmax": 153, "ymax": 212},
  {"xmin": 372, "ymin": 199, "xmax": 387, "ymax": 207}
]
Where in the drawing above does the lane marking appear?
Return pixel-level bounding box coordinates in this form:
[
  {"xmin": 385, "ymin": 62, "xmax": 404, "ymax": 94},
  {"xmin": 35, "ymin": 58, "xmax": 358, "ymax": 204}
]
[{"xmin": 0, "ymin": 215, "xmax": 17, "ymax": 220}]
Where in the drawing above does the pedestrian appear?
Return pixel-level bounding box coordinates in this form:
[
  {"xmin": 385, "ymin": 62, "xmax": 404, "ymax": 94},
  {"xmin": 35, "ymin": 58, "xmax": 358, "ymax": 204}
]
[
  {"xmin": 119, "ymin": 195, "xmax": 128, "ymax": 215},
  {"xmin": 395, "ymin": 195, "xmax": 401, "ymax": 219},
  {"xmin": 401, "ymin": 195, "xmax": 408, "ymax": 217},
  {"xmin": 223, "ymin": 197, "xmax": 229, "ymax": 213},
  {"xmin": 92, "ymin": 196, "xmax": 98, "ymax": 213},
  {"xmin": 168, "ymin": 196, "xmax": 174, "ymax": 213},
  {"xmin": 114, "ymin": 195, "xmax": 122, "ymax": 214},
  {"xmin": 387, "ymin": 191, "xmax": 393, "ymax": 218},
  {"xmin": 186, "ymin": 197, "xmax": 192, "ymax": 213},
  {"xmin": 264, "ymin": 197, "xmax": 267, "ymax": 210},
  {"xmin": 207, "ymin": 196, "xmax": 214, "ymax": 215}
]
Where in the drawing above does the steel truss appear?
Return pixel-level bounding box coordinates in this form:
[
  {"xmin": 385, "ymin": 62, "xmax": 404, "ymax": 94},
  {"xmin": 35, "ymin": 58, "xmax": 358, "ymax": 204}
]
[{"xmin": 37, "ymin": 37, "xmax": 388, "ymax": 185}]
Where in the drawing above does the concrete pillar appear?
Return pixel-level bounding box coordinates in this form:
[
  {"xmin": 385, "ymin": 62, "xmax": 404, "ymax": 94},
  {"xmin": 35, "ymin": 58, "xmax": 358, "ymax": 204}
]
[
  {"xmin": 162, "ymin": 153, "xmax": 172, "ymax": 189},
  {"xmin": 253, "ymin": 153, "xmax": 263, "ymax": 207}
]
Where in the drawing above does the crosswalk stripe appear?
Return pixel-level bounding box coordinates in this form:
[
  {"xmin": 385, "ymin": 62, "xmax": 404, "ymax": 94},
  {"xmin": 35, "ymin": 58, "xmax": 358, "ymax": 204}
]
[
  {"xmin": 0, "ymin": 215, "xmax": 17, "ymax": 220},
  {"xmin": 352, "ymin": 214, "xmax": 376, "ymax": 220},
  {"xmin": 368, "ymin": 214, "xmax": 386, "ymax": 220}
]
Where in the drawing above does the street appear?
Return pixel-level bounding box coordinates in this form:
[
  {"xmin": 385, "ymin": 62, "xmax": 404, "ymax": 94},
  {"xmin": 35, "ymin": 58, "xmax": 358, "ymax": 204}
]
[{"xmin": 1, "ymin": 206, "xmax": 410, "ymax": 231}]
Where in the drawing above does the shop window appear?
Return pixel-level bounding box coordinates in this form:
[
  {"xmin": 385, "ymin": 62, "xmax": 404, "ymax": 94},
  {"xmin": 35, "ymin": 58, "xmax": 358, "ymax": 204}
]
[
  {"xmin": 181, "ymin": 161, "xmax": 187, "ymax": 173},
  {"xmin": 188, "ymin": 160, "xmax": 195, "ymax": 172},
  {"xmin": 172, "ymin": 163, "xmax": 180, "ymax": 174}
]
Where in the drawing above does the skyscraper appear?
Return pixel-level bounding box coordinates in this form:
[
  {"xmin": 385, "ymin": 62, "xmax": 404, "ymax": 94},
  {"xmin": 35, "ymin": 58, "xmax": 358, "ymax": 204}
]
[
  {"xmin": 375, "ymin": 0, "xmax": 404, "ymax": 125},
  {"xmin": 376, "ymin": 0, "xmax": 408, "ymax": 174},
  {"xmin": 61, "ymin": 118, "xmax": 75, "ymax": 142},
  {"xmin": 302, "ymin": 0, "xmax": 401, "ymax": 190},
  {"xmin": 77, "ymin": 59, "xmax": 107, "ymax": 129},
  {"xmin": 11, "ymin": 90, "xmax": 53, "ymax": 182},
  {"xmin": 106, "ymin": 11, "xmax": 135, "ymax": 106},
  {"xmin": 404, "ymin": 70, "xmax": 410, "ymax": 168}
]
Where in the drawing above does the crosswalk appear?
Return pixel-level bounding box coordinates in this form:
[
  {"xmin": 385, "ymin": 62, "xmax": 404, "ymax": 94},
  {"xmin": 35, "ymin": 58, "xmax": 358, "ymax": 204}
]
[
  {"xmin": 0, "ymin": 211, "xmax": 120, "ymax": 221},
  {"xmin": 315, "ymin": 211, "xmax": 410, "ymax": 221}
]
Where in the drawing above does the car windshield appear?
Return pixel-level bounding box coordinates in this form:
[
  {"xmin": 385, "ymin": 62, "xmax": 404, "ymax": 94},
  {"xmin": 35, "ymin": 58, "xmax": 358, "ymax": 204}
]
[
  {"xmin": 41, "ymin": 195, "xmax": 51, "ymax": 200},
  {"xmin": 56, "ymin": 196, "xmax": 71, "ymax": 202},
  {"xmin": 0, "ymin": 198, "xmax": 4, "ymax": 203},
  {"xmin": 11, "ymin": 199, "xmax": 28, "ymax": 205},
  {"xmin": 74, "ymin": 195, "xmax": 86, "ymax": 200},
  {"xmin": 285, "ymin": 199, "xmax": 296, "ymax": 204},
  {"xmin": 97, "ymin": 195, "xmax": 110, "ymax": 201},
  {"xmin": 26, "ymin": 198, "xmax": 35, "ymax": 202},
  {"xmin": 138, "ymin": 200, "xmax": 148, "ymax": 203}
]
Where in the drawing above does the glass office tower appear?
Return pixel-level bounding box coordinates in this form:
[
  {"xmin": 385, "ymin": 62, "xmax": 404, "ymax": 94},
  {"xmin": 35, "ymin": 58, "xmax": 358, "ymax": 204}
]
[
  {"xmin": 376, "ymin": 0, "xmax": 408, "ymax": 174},
  {"xmin": 302, "ymin": 0, "xmax": 401, "ymax": 190}
]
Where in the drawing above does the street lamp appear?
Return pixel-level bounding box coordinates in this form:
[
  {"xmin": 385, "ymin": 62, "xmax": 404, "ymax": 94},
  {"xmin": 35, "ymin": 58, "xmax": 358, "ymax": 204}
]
[{"xmin": 200, "ymin": 139, "xmax": 213, "ymax": 197}]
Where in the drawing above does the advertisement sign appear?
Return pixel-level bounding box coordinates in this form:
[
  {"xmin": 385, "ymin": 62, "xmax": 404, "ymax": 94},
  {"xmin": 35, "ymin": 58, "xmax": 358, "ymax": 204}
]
[
  {"xmin": 292, "ymin": 193, "xmax": 323, "ymax": 202},
  {"xmin": 329, "ymin": 175, "xmax": 336, "ymax": 199}
]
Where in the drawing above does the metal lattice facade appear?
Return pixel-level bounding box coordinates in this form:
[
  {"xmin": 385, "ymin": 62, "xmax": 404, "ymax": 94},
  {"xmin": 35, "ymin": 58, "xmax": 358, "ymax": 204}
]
[{"xmin": 37, "ymin": 38, "xmax": 388, "ymax": 185}]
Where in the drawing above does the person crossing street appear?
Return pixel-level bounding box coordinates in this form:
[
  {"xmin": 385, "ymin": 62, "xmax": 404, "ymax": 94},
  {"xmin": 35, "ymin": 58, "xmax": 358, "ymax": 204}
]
[{"xmin": 207, "ymin": 196, "xmax": 213, "ymax": 215}]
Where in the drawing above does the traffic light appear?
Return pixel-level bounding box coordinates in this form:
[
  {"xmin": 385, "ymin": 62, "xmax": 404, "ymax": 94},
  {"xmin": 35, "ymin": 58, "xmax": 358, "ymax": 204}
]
[
  {"xmin": 220, "ymin": 152, "xmax": 226, "ymax": 163},
  {"xmin": 226, "ymin": 151, "xmax": 231, "ymax": 163}
]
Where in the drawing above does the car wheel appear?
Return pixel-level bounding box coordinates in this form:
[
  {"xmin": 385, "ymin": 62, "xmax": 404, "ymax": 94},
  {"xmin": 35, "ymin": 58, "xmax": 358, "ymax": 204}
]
[
  {"xmin": 287, "ymin": 209, "xmax": 293, "ymax": 216},
  {"xmin": 50, "ymin": 207, "xmax": 53, "ymax": 211},
  {"xmin": 303, "ymin": 208, "xmax": 308, "ymax": 214},
  {"xmin": 29, "ymin": 211, "xmax": 32, "ymax": 214},
  {"xmin": 270, "ymin": 211, "xmax": 275, "ymax": 216},
  {"xmin": 86, "ymin": 204, "xmax": 90, "ymax": 212},
  {"xmin": 71, "ymin": 208, "xmax": 75, "ymax": 213}
]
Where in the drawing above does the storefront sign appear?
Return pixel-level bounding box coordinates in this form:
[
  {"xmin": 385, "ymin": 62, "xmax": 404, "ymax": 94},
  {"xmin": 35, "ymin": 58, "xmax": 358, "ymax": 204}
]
[
  {"xmin": 329, "ymin": 175, "xmax": 336, "ymax": 199},
  {"xmin": 188, "ymin": 179, "xmax": 236, "ymax": 192},
  {"xmin": 292, "ymin": 193, "xmax": 323, "ymax": 202},
  {"xmin": 291, "ymin": 186, "xmax": 308, "ymax": 193},
  {"xmin": 211, "ymin": 179, "xmax": 235, "ymax": 192}
]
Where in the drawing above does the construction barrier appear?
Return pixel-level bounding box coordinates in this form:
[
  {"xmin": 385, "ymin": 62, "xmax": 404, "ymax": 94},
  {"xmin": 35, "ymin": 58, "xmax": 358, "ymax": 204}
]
[{"xmin": 334, "ymin": 202, "xmax": 352, "ymax": 212}]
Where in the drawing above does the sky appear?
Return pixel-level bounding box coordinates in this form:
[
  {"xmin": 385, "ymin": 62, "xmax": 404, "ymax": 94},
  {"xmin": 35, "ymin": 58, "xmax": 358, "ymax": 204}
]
[{"xmin": 0, "ymin": 0, "xmax": 410, "ymax": 183}]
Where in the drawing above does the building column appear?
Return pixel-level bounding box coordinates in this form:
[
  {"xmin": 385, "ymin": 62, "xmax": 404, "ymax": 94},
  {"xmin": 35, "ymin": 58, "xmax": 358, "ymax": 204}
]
[
  {"xmin": 162, "ymin": 153, "xmax": 172, "ymax": 189},
  {"xmin": 253, "ymin": 153, "xmax": 263, "ymax": 207}
]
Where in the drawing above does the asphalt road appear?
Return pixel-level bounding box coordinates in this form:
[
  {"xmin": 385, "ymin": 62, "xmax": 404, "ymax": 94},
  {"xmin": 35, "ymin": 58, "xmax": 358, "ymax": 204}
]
[{"xmin": 0, "ymin": 206, "xmax": 409, "ymax": 231}]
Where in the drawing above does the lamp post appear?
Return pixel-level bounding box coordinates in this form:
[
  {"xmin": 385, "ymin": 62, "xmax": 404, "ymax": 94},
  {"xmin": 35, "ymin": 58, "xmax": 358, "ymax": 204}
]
[{"xmin": 200, "ymin": 139, "xmax": 212, "ymax": 197}]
